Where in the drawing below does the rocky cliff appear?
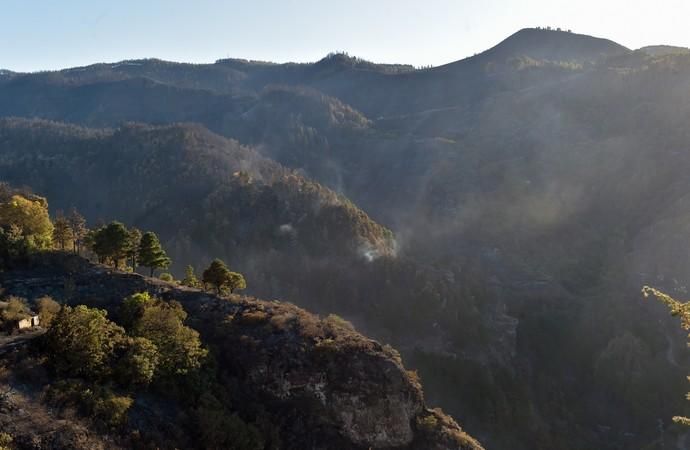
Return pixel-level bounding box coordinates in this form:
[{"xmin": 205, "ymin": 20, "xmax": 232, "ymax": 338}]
[{"xmin": 0, "ymin": 253, "xmax": 482, "ymax": 450}]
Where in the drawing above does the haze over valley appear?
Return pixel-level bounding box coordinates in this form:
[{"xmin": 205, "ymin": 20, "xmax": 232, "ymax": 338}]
[{"xmin": 2, "ymin": 9, "xmax": 690, "ymax": 449}]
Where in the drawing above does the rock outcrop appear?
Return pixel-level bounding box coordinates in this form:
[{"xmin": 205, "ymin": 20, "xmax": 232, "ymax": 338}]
[{"xmin": 0, "ymin": 253, "xmax": 483, "ymax": 450}]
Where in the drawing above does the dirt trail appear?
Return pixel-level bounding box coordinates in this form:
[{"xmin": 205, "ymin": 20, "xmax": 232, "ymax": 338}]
[{"xmin": 0, "ymin": 329, "xmax": 44, "ymax": 353}]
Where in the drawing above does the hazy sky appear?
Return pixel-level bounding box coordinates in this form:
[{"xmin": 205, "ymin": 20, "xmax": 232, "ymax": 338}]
[{"xmin": 2, "ymin": 0, "xmax": 689, "ymax": 72}]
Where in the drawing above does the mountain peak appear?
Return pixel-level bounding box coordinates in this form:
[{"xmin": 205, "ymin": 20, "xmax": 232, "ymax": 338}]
[
  {"xmin": 480, "ymin": 27, "xmax": 630, "ymax": 63},
  {"xmin": 312, "ymin": 52, "xmax": 415, "ymax": 74}
]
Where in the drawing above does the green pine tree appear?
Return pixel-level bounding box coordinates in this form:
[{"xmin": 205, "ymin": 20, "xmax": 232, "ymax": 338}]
[
  {"xmin": 202, "ymin": 259, "xmax": 231, "ymax": 294},
  {"xmin": 181, "ymin": 265, "xmax": 201, "ymax": 288},
  {"xmin": 138, "ymin": 231, "xmax": 171, "ymax": 277},
  {"xmin": 202, "ymin": 259, "xmax": 247, "ymax": 295},
  {"xmin": 90, "ymin": 221, "xmax": 130, "ymax": 269}
]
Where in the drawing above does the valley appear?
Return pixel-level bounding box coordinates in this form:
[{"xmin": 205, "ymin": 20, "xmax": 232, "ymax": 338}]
[{"xmin": 2, "ymin": 27, "xmax": 690, "ymax": 449}]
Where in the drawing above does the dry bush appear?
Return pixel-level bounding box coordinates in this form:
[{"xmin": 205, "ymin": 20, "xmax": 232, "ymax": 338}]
[
  {"xmin": 269, "ymin": 312, "xmax": 297, "ymax": 331},
  {"xmin": 323, "ymin": 314, "xmax": 355, "ymax": 332},
  {"xmin": 239, "ymin": 310, "xmax": 269, "ymax": 325},
  {"xmin": 296, "ymin": 315, "xmax": 324, "ymax": 340},
  {"xmin": 36, "ymin": 296, "xmax": 61, "ymax": 328}
]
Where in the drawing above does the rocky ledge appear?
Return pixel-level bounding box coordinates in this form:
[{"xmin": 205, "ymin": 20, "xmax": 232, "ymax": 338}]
[{"xmin": 0, "ymin": 253, "xmax": 483, "ymax": 450}]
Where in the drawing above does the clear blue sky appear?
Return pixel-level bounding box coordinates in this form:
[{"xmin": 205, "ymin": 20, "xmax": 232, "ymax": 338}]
[{"xmin": 2, "ymin": 0, "xmax": 689, "ymax": 72}]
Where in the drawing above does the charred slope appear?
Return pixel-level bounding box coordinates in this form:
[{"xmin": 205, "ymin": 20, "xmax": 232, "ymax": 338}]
[
  {"xmin": 0, "ymin": 118, "xmax": 393, "ymax": 263},
  {"xmin": 0, "ymin": 253, "xmax": 483, "ymax": 450}
]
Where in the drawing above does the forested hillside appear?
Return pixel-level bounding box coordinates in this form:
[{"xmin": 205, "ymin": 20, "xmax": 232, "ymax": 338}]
[
  {"xmin": 3, "ymin": 27, "xmax": 690, "ymax": 449},
  {"xmin": 0, "ymin": 186, "xmax": 480, "ymax": 450}
]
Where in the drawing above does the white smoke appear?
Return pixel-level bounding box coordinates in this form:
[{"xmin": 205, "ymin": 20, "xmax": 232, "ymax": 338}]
[
  {"xmin": 278, "ymin": 223, "xmax": 296, "ymax": 236},
  {"xmin": 359, "ymin": 242, "xmax": 382, "ymax": 263}
]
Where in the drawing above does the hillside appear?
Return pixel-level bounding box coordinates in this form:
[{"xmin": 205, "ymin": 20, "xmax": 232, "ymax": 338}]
[
  {"xmin": 0, "ymin": 252, "xmax": 482, "ymax": 450},
  {"xmin": 0, "ymin": 118, "xmax": 486, "ymax": 366},
  {"xmin": 0, "ymin": 118, "xmax": 392, "ymax": 260},
  {"xmin": 639, "ymin": 45, "xmax": 690, "ymax": 56}
]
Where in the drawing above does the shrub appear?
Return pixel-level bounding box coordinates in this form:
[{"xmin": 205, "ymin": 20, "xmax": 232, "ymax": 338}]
[
  {"xmin": 0, "ymin": 432, "xmax": 12, "ymax": 450},
  {"xmin": 93, "ymin": 392, "xmax": 134, "ymax": 428},
  {"xmin": 239, "ymin": 310, "xmax": 269, "ymax": 325},
  {"xmin": 159, "ymin": 272, "xmax": 174, "ymax": 282},
  {"xmin": 181, "ymin": 265, "xmax": 201, "ymax": 288},
  {"xmin": 406, "ymin": 369, "xmax": 422, "ymax": 390},
  {"xmin": 120, "ymin": 292, "xmax": 154, "ymax": 329},
  {"xmin": 269, "ymin": 312, "xmax": 296, "ymax": 331},
  {"xmin": 195, "ymin": 393, "xmax": 264, "ymax": 450},
  {"xmin": 36, "ymin": 296, "xmax": 61, "ymax": 327},
  {"xmin": 129, "ymin": 296, "xmax": 207, "ymax": 377},
  {"xmin": 314, "ymin": 338, "xmax": 339, "ymax": 353},
  {"xmin": 296, "ymin": 314, "xmax": 324, "ymax": 339},
  {"xmin": 115, "ymin": 336, "xmax": 159, "ymax": 387},
  {"xmin": 45, "ymin": 380, "xmax": 133, "ymax": 428},
  {"xmin": 1, "ymin": 296, "xmax": 31, "ymax": 322},
  {"xmin": 383, "ymin": 344, "xmax": 403, "ymax": 364},
  {"xmin": 416, "ymin": 413, "xmax": 439, "ymax": 432},
  {"xmin": 43, "ymin": 305, "xmax": 126, "ymax": 379},
  {"xmin": 324, "ymin": 314, "xmax": 355, "ymax": 332}
]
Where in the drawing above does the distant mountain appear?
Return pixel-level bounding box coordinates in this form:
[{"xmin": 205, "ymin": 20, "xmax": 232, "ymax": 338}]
[
  {"xmin": 473, "ymin": 27, "xmax": 629, "ymax": 64},
  {"xmin": 639, "ymin": 44, "xmax": 690, "ymax": 56}
]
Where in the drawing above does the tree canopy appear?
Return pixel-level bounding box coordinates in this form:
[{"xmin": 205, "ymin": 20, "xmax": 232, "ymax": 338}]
[
  {"xmin": 0, "ymin": 193, "xmax": 53, "ymax": 250},
  {"xmin": 181, "ymin": 265, "xmax": 201, "ymax": 288},
  {"xmin": 138, "ymin": 231, "xmax": 171, "ymax": 276},
  {"xmin": 88, "ymin": 221, "xmax": 131, "ymax": 268},
  {"xmin": 44, "ymin": 305, "xmax": 126, "ymax": 379},
  {"xmin": 68, "ymin": 207, "xmax": 87, "ymax": 254},
  {"xmin": 202, "ymin": 259, "xmax": 246, "ymax": 295},
  {"xmin": 122, "ymin": 292, "xmax": 207, "ymax": 378},
  {"xmin": 52, "ymin": 210, "xmax": 73, "ymax": 250}
]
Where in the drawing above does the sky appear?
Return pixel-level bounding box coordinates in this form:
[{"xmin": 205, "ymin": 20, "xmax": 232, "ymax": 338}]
[{"xmin": 2, "ymin": 0, "xmax": 690, "ymax": 72}]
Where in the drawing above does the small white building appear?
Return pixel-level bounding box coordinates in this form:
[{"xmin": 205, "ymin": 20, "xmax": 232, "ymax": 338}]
[{"xmin": 16, "ymin": 315, "xmax": 40, "ymax": 330}]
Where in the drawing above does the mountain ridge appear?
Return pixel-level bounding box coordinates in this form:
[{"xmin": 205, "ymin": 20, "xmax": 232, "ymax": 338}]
[
  {"xmin": 3, "ymin": 27, "xmax": 690, "ymax": 449},
  {"xmin": 1, "ymin": 28, "xmax": 632, "ymax": 78}
]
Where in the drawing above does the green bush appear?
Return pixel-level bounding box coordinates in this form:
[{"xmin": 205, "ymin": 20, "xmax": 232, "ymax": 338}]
[
  {"xmin": 0, "ymin": 432, "xmax": 13, "ymax": 450},
  {"xmin": 416, "ymin": 414, "xmax": 439, "ymax": 432},
  {"xmin": 159, "ymin": 272, "xmax": 174, "ymax": 282},
  {"xmin": 93, "ymin": 392, "xmax": 134, "ymax": 428},
  {"xmin": 195, "ymin": 393, "xmax": 264, "ymax": 450},
  {"xmin": 115, "ymin": 336, "xmax": 159, "ymax": 387},
  {"xmin": 44, "ymin": 305, "xmax": 126, "ymax": 379},
  {"xmin": 45, "ymin": 380, "xmax": 133, "ymax": 428}
]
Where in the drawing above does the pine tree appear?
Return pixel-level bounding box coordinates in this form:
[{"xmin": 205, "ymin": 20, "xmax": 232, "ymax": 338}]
[
  {"xmin": 68, "ymin": 207, "xmax": 87, "ymax": 254},
  {"xmin": 202, "ymin": 259, "xmax": 231, "ymax": 294},
  {"xmin": 89, "ymin": 221, "xmax": 130, "ymax": 268},
  {"xmin": 202, "ymin": 259, "xmax": 246, "ymax": 294},
  {"xmin": 181, "ymin": 265, "xmax": 201, "ymax": 288},
  {"xmin": 138, "ymin": 231, "xmax": 171, "ymax": 277},
  {"xmin": 126, "ymin": 227, "xmax": 142, "ymax": 269},
  {"xmin": 52, "ymin": 210, "xmax": 73, "ymax": 250}
]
